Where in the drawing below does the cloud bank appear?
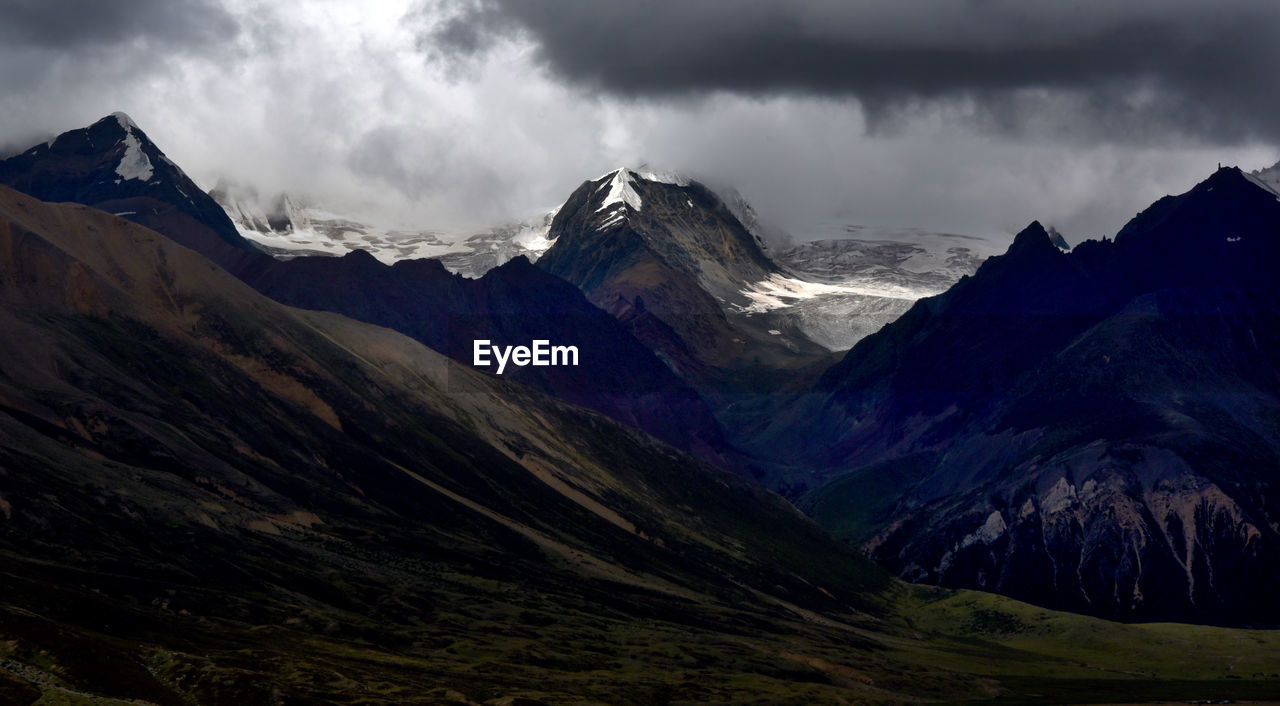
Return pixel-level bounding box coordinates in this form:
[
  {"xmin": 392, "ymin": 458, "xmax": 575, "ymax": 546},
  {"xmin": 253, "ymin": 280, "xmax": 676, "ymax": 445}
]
[{"xmin": 0, "ymin": 0, "xmax": 1276, "ymax": 241}]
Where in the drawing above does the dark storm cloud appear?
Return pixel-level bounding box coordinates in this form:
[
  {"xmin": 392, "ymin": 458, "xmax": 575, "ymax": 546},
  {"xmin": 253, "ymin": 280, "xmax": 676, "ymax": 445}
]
[
  {"xmin": 1, "ymin": 0, "xmax": 1272, "ymax": 243},
  {"xmin": 0, "ymin": 0, "xmax": 238, "ymax": 51},
  {"xmin": 424, "ymin": 0, "xmax": 1280, "ymax": 143}
]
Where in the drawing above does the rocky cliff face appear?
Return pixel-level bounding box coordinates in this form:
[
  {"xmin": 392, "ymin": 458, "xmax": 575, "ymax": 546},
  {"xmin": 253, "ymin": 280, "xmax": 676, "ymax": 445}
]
[{"xmin": 864, "ymin": 446, "xmax": 1277, "ymax": 624}]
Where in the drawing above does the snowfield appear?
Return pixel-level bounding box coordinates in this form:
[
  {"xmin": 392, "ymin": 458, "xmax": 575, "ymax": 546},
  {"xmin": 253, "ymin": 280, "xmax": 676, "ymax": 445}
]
[
  {"xmin": 736, "ymin": 225, "xmax": 1006, "ymax": 350},
  {"xmin": 213, "ymin": 182, "xmax": 560, "ymax": 276}
]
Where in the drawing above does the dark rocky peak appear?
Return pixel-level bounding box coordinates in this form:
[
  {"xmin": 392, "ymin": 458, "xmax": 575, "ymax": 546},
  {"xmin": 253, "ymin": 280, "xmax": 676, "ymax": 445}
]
[
  {"xmin": 340, "ymin": 247, "xmax": 379, "ymax": 264},
  {"xmin": 1110, "ymin": 166, "xmax": 1280, "ymax": 295},
  {"xmin": 0, "ymin": 113, "xmax": 259, "ymax": 259},
  {"xmin": 487, "ymin": 253, "xmax": 539, "ymax": 278},
  {"xmin": 2, "ymin": 112, "xmax": 169, "ymax": 201},
  {"xmin": 467, "ymin": 255, "xmax": 592, "ymax": 312},
  {"xmin": 1116, "ymin": 166, "xmax": 1280, "ymax": 246},
  {"xmin": 935, "ymin": 219, "xmax": 1098, "ymax": 317},
  {"xmin": 540, "ymin": 167, "xmax": 778, "ymax": 302},
  {"xmin": 1007, "ymin": 220, "xmax": 1060, "ymax": 257},
  {"xmin": 390, "ymin": 254, "xmax": 451, "ymax": 279}
]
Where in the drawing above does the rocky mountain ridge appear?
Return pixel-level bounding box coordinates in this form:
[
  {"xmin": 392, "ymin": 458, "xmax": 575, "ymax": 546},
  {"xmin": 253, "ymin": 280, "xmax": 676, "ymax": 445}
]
[
  {"xmin": 783, "ymin": 168, "xmax": 1280, "ymax": 624},
  {"xmin": 0, "ymin": 117, "xmax": 732, "ymax": 467}
]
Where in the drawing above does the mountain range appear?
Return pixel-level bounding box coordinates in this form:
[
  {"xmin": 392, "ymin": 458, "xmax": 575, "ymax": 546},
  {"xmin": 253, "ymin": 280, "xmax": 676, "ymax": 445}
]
[
  {"xmin": 0, "ymin": 112, "xmax": 1279, "ymax": 701},
  {"xmin": 0, "ymin": 115, "xmax": 733, "ymax": 468},
  {"xmin": 771, "ymin": 167, "xmax": 1280, "ymax": 625},
  {"xmin": 210, "ymin": 178, "xmax": 558, "ymax": 274},
  {"xmin": 0, "ymin": 180, "xmax": 904, "ymax": 702},
  {"xmin": 209, "ymin": 157, "xmax": 997, "ymax": 463}
]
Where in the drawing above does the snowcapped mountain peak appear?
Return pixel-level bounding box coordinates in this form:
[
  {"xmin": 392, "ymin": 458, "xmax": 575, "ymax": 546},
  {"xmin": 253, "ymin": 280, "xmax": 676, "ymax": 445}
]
[
  {"xmin": 595, "ymin": 168, "xmax": 644, "ymax": 213},
  {"xmin": 110, "ymin": 111, "xmax": 140, "ymax": 132},
  {"xmin": 588, "ymin": 166, "xmax": 700, "ymax": 232},
  {"xmin": 93, "ymin": 111, "xmax": 155, "ymax": 182},
  {"xmin": 96, "ymin": 112, "xmax": 156, "ymax": 182},
  {"xmin": 86, "ymin": 112, "xmax": 181, "ymax": 183}
]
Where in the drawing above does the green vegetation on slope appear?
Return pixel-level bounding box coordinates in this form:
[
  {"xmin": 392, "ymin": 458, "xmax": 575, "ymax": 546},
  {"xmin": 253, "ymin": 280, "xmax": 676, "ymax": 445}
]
[{"xmin": 888, "ymin": 585, "xmax": 1280, "ymax": 704}]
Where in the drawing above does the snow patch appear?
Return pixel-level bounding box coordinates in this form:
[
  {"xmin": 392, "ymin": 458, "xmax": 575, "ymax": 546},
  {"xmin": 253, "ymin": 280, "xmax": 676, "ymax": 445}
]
[
  {"xmin": 513, "ymin": 220, "xmax": 555, "ymax": 252},
  {"xmin": 215, "ymin": 183, "xmax": 560, "ymax": 271},
  {"xmin": 115, "ymin": 131, "xmax": 154, "ymax": 182}
]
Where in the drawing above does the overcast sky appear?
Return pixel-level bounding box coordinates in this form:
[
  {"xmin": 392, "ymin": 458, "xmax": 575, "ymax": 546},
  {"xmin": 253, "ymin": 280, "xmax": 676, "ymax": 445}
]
[{"xmin": 3, "ymin": 0, "xmax": 1278, "ymax": 242}]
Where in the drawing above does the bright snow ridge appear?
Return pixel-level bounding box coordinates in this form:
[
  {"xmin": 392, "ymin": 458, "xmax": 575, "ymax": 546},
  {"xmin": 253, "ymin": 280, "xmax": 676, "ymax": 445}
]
[
  {"xmin": 595, "ymin": 169, "xmax": 643, "ymax": 212},
  {"xmin": 736, "ymin": 273, "xmax": 923, "ymax": 314},
  {"xmin": 113, "ymin": 113, "xmax": 154, "ymax": 182}
]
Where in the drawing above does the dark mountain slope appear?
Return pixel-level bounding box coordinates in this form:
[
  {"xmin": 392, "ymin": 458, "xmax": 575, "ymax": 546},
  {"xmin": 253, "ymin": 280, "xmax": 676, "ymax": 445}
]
[
  {"xmin": 786, "ymin": 168, "xmax": 1280, "ymax": 625},
  {"xmin": 0, "ymin": 117, "xmax": 730, "ymax": 466},
  {"xmin": 241, "ymin": 250, "xmax": 731, "ymax": 464},
  {"xmin": 0, "ymin": 183, "xmax": 930, "ymax": 702}
]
